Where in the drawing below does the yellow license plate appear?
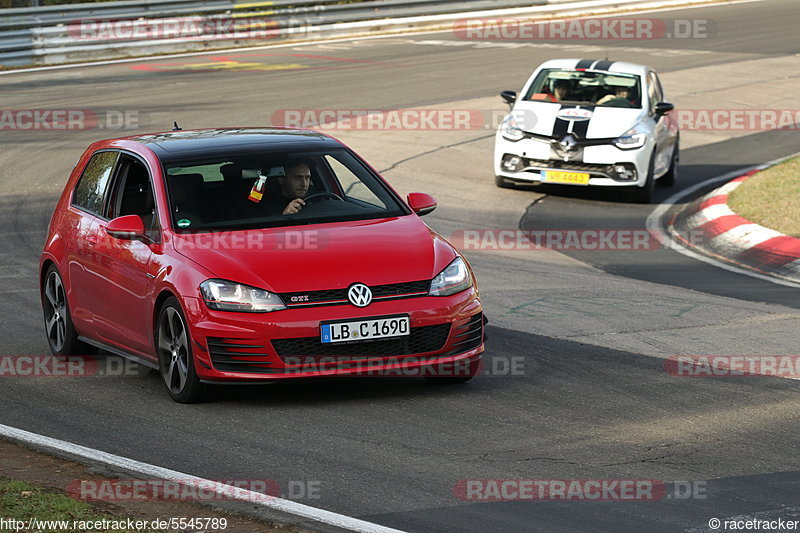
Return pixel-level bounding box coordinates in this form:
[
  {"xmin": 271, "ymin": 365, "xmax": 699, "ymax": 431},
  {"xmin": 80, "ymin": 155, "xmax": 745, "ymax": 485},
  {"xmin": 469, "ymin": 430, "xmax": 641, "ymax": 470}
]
[{"xmin": 543, "ymin": 171, "xmax": 590, "ymax": 185}]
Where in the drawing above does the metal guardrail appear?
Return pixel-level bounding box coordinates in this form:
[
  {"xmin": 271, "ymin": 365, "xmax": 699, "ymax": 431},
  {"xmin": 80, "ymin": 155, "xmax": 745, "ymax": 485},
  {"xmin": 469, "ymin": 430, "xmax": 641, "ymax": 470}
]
[{"xmin": 0, "ymin": 0, "xmax": 657, "ymax": 67}]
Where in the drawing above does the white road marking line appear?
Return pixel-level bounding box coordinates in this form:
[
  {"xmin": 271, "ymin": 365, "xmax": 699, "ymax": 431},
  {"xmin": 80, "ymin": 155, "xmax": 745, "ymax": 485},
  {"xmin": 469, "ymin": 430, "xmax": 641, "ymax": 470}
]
[
  {"xmin": 645, "ymin": 153, "xmax": 800, "ymax": 289},
  {"xmin": 0, "ymin": 0, "xmax": 768, "ymax": 75},
  {"xmin": 0, "ymin": 423, "xmax": 408, "ymax": 533}
]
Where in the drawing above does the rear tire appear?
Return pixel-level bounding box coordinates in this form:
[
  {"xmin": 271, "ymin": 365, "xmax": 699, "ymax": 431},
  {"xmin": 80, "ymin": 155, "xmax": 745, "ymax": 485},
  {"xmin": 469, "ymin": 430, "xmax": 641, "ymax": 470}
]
[
  {"xmin": 156, "ymin": 297, "xmax": 207, "ymax": 403},
  {"xmin": 632, "ymin": 150, "xmax": 656, "ymax": 204},
  {"xmin": 658, "ymin": 140, "xmax": 679, "ymax": 187},
  {"xmin": 41, "ymin": 265, "xmax": 95, "ymax": 357}
]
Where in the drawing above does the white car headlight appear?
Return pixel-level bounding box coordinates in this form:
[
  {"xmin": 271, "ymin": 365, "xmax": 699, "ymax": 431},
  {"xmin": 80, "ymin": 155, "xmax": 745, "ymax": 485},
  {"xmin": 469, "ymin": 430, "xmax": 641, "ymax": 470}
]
[
  {"xmin": 429, "ymin": 257, "xmax": 472, "ymax": 296},
  {"xmin": 614, "ymin": 123, "xmax": 648, "ymax": 150},
  {"xmin": 200, "ymin": 279, "xmax": 286, "ymax": 313},
  {"xmin": 500, "ymin": 115, "xmax": 525, "ymax": 142}
]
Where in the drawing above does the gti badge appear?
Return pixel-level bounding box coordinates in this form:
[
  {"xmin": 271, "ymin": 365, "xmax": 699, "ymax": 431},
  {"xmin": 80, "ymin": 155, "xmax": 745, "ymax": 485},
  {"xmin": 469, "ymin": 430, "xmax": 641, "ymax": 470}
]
[{"xmin": 347, "ymin": 283, "xmax": 373, "ymax": 307}]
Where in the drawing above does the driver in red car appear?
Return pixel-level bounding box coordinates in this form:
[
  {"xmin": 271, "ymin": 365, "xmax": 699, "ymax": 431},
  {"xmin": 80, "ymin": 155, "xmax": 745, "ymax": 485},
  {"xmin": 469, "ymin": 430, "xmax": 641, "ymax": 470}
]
[{"xmin": 267, "ymin": 159, "xmax": 312, "ymax": 215}]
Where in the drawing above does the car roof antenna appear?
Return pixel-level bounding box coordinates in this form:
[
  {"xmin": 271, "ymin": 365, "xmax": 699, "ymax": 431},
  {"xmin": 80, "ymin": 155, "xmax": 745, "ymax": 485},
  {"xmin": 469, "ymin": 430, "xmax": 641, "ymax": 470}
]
[{"xmin": 172, "ymin": 121, "xmax": 182, "ymax": 131}]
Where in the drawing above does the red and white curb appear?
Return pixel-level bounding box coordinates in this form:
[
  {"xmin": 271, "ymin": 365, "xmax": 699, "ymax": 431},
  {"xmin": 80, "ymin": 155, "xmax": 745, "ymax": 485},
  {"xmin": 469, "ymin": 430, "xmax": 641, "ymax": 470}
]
[{"xmin": 666, "ymin": 168, "xmax": 800, "ymax": 284}]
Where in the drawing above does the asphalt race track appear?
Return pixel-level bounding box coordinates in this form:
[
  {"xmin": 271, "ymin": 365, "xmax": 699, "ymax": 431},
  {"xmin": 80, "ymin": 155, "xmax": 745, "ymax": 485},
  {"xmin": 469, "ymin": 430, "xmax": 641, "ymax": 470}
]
[{"xmin": 1, "ymin": 0, "xmax": 800, "ymax": 531}]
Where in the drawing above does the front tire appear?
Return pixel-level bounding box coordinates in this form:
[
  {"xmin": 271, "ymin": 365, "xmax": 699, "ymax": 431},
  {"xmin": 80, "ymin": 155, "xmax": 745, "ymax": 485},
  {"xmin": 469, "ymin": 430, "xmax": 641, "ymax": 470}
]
[
  {"xmin": 41, "ymin": 265, "xmax": 95, "ymax": 357},
  {"xmin": 156, "ymin": 297, "xmax": 207, "ymax": 403},
  {"xmin": 632, "ymin": 150, "xmax": 656, "ymax": 204},
  {"xmin": 658, "ymin": 140, "xmax": 679, "ymax": 187}
]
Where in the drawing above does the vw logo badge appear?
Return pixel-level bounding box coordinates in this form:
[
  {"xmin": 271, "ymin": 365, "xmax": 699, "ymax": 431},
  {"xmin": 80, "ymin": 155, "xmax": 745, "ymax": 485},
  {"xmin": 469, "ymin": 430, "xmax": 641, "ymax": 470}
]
[{"xmin": 347, "ymin": 283, "xmax": 373, "ymax": 307}]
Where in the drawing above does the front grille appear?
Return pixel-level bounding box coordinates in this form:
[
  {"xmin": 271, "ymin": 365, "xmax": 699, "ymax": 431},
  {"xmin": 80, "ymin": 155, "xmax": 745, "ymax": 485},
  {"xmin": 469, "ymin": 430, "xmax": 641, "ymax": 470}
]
[
  {"xmin": 280, "ymin": 280, "xmax": 430, "ymax": 308},
  {"xmin": 524, "ymin": 158, "xmax": 612, "ymax": 174},
  {"xmin": 272, "ymin": 323, "xmax": 451, "ymax": 361},
  {"xmin": 525, "ymin": 132, "xmax": 616, "ymax": 146},
  {"xmin": 207, "ymin": 337, "xmax": 275, "ymax": 373}
]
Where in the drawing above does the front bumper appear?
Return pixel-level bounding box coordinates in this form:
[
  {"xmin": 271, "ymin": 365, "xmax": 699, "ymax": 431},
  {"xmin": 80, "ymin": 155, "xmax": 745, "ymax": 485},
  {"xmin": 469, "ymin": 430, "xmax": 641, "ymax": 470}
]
[
  {"xmin": 181, "ymin": 287, "xmax": 484, "ymax": 381},
  {"xmin": 494, "ymin": 133, "xmax": 652, "ymax": 187}
]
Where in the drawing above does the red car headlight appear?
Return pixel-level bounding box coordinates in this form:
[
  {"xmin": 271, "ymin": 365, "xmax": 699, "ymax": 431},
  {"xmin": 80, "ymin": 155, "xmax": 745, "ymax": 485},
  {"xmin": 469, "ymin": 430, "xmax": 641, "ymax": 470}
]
[
  {"xmin": 200, "ymin": 279, "xmax": 286, "ymax": 313},
  {"xmin": 429, "ymin": 257, "xmax": 472, "ymax": 296}
]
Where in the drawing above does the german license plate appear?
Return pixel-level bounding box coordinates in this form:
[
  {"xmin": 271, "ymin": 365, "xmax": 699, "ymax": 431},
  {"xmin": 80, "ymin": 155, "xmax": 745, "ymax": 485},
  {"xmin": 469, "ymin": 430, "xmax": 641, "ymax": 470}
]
[
  {"xmin": 543, "ymin": 170, "xmax": 590, "ymax": 185},
  {"xmin": 321, "ymin": 315, "xmax": 410, "ymax": 344}
]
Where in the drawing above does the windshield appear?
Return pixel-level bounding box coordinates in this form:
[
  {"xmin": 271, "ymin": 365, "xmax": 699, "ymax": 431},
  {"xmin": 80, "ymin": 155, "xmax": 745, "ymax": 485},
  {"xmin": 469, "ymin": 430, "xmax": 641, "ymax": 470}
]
[
  {"xmin": 523, "ymin": 68, "xmax": 642, "ymax": 109},
  {"xmin": 163, "ymin": 148, "xmax": 408, "ymax": 232}
]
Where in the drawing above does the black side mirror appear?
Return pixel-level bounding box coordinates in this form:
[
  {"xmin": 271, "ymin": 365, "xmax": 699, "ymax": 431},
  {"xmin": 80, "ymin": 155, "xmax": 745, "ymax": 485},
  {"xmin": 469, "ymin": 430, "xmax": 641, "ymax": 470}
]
[
  {"xmin": 654, "ymin": 102, "xmax": 674, "ymax": 115},
  {"xmin": 500, "ymin": 91, "xmax": 517, "ymax": 107}
]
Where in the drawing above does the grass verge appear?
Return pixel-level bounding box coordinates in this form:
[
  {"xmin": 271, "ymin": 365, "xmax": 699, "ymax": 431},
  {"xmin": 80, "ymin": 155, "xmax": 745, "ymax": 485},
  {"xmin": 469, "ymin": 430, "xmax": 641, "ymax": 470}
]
[
  {"xmin": 0, "ymin": 478, "xmax": 167, "ymax": 532},
  {"xmin": 727, "ymin": 155, "xmax": 800, "ymax": 238}
]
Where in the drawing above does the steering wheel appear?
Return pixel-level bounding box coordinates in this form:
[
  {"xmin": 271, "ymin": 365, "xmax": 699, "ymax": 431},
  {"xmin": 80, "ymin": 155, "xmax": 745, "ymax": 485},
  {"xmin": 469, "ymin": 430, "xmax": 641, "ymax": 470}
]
[{"xmin": 304, "ymin": 192, "xmax": 344, "ymax": 203}]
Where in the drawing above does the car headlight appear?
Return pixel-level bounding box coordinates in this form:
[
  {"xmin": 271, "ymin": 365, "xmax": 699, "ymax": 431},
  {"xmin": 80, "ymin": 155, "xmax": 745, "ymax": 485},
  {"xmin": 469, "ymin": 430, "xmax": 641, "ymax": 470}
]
[
  {"xmin": 614, "ymin": 123, "xmax": 648, "ymax": 150},
  {"xmin": 500, "ymin": 115, "xmax": 525, "ymax": 142},
  {"xmin": 429, "ymin": 257, "xmax": 472, "ymax": 296},
  {"xmin": 200, "ymin": 279, "xmax": 286, "ymax": 313}
]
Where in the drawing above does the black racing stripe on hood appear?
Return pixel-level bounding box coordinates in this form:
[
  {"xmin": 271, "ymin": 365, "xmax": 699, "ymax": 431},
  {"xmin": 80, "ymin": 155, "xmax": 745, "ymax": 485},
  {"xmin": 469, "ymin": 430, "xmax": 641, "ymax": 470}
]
[
  {"xmin": 552, "ymin": 104, "xmax": 571, "ymax": 137},
  {"xmin": 551, "ymin": 105, "xmax": 596, "ymax": 139},
  {"xmin": 593, "ymin": 60, "xmax": 615, "ymax": 71},
  {"xmin": 576, "ymin": 59, "xmax": 594, "ymax": 69},
  {"xmin": 570, "ymin": 105, "xmax": 595, "ymax": 139}
]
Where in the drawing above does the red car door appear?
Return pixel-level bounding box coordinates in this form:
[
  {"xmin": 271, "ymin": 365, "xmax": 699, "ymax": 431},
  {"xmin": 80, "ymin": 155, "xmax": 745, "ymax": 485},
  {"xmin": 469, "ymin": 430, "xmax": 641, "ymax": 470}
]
[
  {"xmin": 84, "ymin": 154, "xmax": 161, "ymax": 358},
  {"xmin": 66, "ymin": 150, "xmax": 119, "ymax": 337}
]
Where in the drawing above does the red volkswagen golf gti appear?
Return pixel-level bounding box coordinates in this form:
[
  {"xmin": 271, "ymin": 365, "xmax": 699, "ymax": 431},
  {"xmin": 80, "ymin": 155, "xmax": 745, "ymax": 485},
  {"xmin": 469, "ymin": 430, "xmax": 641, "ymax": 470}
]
[{"xmin": 40, "ymin": 129, "xmax": 485, "ymax": 402}]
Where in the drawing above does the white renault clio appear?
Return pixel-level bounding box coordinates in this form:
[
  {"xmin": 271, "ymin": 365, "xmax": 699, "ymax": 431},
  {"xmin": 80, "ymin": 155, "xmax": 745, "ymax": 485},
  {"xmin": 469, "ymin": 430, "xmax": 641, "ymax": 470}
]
[{"xmin": 494, "ymin": 59, "xmax": 679, "ymax": 203}]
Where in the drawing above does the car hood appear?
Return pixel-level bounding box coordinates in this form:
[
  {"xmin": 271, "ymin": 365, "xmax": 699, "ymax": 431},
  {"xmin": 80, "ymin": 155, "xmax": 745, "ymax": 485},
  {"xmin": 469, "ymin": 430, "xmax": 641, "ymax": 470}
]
[
  {"xmin": 511, "ymin": 101, "xmax": 646, "ymax": 139},
  {"xmin": 171, "ymin": 216, "xmax": 457, "ymax": 293}
]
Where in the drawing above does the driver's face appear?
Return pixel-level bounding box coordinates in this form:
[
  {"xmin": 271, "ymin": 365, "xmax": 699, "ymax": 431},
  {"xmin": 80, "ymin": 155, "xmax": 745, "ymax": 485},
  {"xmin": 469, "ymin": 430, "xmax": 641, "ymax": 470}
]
[{"xmin": 281, "ymin": 164, "xmax": 311, "ymax": 199}]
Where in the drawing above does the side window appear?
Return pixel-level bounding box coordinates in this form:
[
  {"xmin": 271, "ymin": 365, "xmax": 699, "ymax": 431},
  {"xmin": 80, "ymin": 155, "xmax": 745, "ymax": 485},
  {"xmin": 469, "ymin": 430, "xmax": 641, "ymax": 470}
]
[
  {"xmin": 72, "ymin": 151, "xmax": 118, "ymax": 216},
  {"xmin": 325, "ymin": 155, "xmax": 386, "ymax": 208},
  {"xmin": 108, "ymin": 155, "xmax": 159, "ymax": 236}
]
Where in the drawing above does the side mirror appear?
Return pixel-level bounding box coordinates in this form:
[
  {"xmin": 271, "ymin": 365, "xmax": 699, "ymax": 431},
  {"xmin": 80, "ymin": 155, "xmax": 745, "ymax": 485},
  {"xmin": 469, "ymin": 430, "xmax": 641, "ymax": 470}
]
[
  {"xmin": 407, "ymin": 192, "xmax": 437, "ymax": 217},
  {"xmin": 654, "ymin": 102, "xmax": 674, "ymax": 115},
  {"xmin": 500, "ymin": 90, "xmax": 517, "ymax": 107},
  {"xmin": 105, "ymin": 214, "xmax": 145, "ymax": 240}
]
